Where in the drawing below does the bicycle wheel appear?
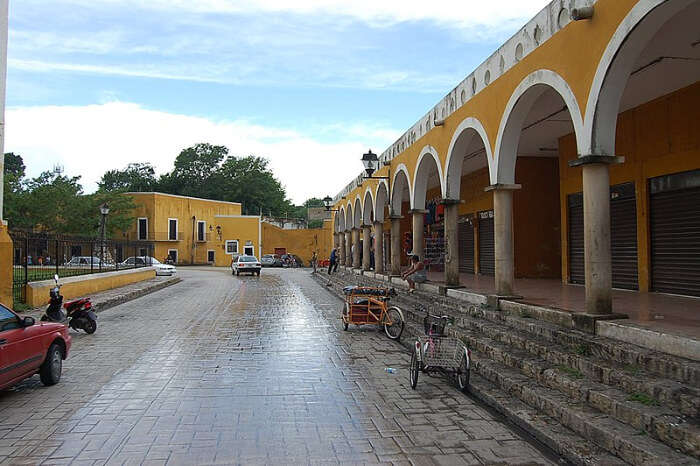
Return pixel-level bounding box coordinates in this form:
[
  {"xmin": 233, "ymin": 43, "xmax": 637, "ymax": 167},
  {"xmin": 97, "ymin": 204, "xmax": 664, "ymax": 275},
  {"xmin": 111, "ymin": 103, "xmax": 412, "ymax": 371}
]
[
  {"xmin": 383, "ymin": 306, "xmax": 404, "ymax": 340},
  {"xmin": 456, "ymin": 352, "xmax": 470, "ymax": 393},
  {"xmin": 410, "ymin": 348, "xmax": 420, "ymax": 389}
]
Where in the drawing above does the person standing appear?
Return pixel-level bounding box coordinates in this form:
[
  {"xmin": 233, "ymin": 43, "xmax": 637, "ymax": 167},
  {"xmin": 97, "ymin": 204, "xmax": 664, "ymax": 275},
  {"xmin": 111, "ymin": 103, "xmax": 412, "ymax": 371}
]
[
  {"xmin": 311, "ymin": 251, "xmax": 318, "ymax": 273},
  {"xmin": 328, "ymin": 247, "xmax": 338, "ymax": 275}
]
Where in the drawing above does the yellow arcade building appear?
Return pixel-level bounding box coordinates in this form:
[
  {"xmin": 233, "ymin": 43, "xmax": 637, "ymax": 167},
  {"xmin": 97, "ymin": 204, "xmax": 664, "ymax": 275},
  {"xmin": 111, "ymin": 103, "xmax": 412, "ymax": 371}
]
[{"xmin": 328, "ymin": 0, "xmax": 700, "ymax": 317}]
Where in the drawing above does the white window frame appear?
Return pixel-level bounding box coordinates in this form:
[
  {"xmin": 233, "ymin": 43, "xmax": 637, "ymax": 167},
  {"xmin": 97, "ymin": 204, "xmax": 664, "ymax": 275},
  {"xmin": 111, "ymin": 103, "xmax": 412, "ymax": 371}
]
[
  {"xmin": 167, "ymin": 249, "xmax": 178, "ymax": 263},
  {"xmin": 137, "ymin": 217, "xmax": 148, "ymax": 241},
  {"xmin": 244, "ymin": 245, "xmax": 254, "ymax": 256},
  {"xmin": 197, "ymin": 220, "xmax": 206, "ymax": 242},
  {"xmin": 207, "ymin": 249, "xmax": 215, "ymax": 263},
  {"xmin": 225, "ymin": 240, "xmax": 239, "ymax": 255},
  {"xmin": 168, "ymin": 218, "xmax": 178, "ymax": 241}
]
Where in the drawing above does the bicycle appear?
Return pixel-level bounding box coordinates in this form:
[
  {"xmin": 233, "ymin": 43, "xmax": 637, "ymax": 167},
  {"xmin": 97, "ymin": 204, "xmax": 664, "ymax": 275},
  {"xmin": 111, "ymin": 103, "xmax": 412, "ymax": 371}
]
[
  {"xmin": 409, "ymin": 308, "xmax": 471, "ymax": 392},
  {"xmin": 341, "ymin": 286, "xmax": 405, "ymax": 340}
]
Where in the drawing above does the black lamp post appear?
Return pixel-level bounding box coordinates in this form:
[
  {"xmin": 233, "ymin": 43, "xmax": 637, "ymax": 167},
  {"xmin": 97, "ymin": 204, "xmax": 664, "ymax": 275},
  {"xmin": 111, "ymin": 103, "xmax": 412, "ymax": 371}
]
[
  {"xmin": 360, "ymin": 149, "xmax": 391, "ymax": 215},
  {"xmin": 323, "ymin": 196, "xmax": 339, "ymax": 212},
  {"xmin": 99, "ymin": 203, "xmax": 109, "ymax": 268}
]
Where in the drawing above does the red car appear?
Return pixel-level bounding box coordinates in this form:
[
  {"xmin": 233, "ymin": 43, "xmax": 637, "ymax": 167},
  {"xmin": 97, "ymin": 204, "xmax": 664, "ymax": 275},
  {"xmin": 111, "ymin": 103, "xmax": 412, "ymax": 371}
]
[{"xmin": 0, "ymin": 303, "xmax": 71, "ymax": 390}]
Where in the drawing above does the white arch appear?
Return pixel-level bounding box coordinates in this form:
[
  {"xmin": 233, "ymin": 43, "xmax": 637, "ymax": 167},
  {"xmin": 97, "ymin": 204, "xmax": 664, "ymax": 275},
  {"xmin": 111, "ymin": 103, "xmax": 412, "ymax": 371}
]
[
  {"xmin": 390, "ymin": 163, "xmax": 412, "ymax": 215},
  {"xmin": 494, "ymin": 69, "xmax": 585, "ymax": 185},
  {"xmin": 339, "ymin": 207, "xmax": 346, "ymax": 231},
  {"xmin": 444, "ymin": 117, "xmax": 493, "ymax": 200},
  {"xmin": 362, "ymin": 187, "xmax": 375, "ymax": 225},
  {"xmin": 583, "ymin": 0, "xmax": 695, "ymax": 156},
  {"xmin": 353, "ymin": 196, "xmax": 363, "ymax": 228},
  {"xmin": 345, "ymin": 203, "xmax": 353, "ymax": 230},
  {"xmin": 375, "ymin": 181, "xmax": 389, "ymax": 223},
  {"xmin": 412, "ymin": 145, "xmax": 445, "ymax": 209}
]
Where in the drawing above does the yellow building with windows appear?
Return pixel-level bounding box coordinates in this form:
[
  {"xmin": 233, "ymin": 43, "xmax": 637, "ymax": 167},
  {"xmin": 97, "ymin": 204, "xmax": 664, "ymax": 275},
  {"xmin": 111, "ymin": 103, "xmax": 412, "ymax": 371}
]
[{"xmin": 125, "ymin": 192, "xmax": 261, "ymax": 267}]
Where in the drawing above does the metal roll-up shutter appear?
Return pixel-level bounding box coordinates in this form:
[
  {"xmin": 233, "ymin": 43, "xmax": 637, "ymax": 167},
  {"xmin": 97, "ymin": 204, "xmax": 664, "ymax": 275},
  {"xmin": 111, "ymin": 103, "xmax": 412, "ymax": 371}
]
[
  {"xmin": 478, "ymin": 210, "xmax": 494, "ymax": 276},
  {"xmin": 458, "ymin": 217, "xmax": 475, "ymax": 274},
  {"xmin": 650, "ymin": 170, "xmax": 700, "ymax": 297},
  {"xmin": 610, "ymin": 183, "xmax": 638, "ymax": 290},
  {"xmin": 568, "ymin": 193, "xmax": 584, "ymax": 285}
]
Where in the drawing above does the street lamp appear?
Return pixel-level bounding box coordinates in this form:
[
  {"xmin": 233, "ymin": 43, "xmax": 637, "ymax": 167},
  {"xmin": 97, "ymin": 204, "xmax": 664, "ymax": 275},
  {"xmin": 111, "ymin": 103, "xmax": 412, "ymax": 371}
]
[
  {"xmin": 323, "ymin": 196, "xmax": 339, "ymax": 212},
  {"xmin": 210, "ymin": 224, "xmax": 222, "ymax": 241},
  {"xmin": 99, "ymin": 203, "xmax": 109, "ymax": 269}
]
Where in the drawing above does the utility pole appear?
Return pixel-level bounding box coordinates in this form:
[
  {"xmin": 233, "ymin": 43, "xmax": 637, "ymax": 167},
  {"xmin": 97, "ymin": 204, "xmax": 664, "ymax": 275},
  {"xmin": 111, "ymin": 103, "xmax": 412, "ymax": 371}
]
[{"xmin": 0, "ymin": 1, "xmax": 8, "ymax": 223}]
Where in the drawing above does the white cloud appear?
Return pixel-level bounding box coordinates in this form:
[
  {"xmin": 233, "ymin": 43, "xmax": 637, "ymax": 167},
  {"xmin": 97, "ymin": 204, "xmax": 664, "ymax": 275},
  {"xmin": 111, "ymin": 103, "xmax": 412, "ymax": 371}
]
[{"xmin": 5, "ymin": 102, "xmax": 401, "ymax": 204}]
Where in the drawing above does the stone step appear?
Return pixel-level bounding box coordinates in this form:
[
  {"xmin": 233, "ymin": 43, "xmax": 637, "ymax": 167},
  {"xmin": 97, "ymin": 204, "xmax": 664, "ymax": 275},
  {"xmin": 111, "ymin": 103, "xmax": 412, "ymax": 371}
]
[
  {"xmin": 320, "ymin": 273, "xmax": 700, "ymax": 463},
  {"xmin": 337, "ymin": 271, "xmax": 700, "ymax": 409},
  {"xmin": 398, "ymin": 320, "xmax": 699, "ymax": 465}
]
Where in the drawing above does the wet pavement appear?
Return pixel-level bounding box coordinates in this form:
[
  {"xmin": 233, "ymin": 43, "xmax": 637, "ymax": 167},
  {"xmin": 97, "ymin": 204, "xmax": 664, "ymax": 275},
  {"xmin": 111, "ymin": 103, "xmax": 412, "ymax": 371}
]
[{"xmin": 0, "ymin": 268, "xmax": 554, "ymax": 465}]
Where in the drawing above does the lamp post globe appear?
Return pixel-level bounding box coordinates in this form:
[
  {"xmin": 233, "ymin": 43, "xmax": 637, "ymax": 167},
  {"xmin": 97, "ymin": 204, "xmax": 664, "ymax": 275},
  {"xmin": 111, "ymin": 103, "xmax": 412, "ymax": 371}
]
[
  {"xmin": 361, "ymin": 150, "xmax": 378, "ymax": 177},
  {"xmin": 323, "ymin": 196, "xmax": 333, "ymax": 211},
  {"xmin": 100, "ymin": 203, "xmax": 110, "ymax": 216}
]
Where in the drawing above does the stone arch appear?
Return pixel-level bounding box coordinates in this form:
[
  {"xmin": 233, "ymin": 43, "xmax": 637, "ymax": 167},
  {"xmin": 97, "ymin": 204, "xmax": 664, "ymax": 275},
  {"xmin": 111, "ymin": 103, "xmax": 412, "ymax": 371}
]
[
  {"xmin": 339, "ymin": 207, "xmax": 346, "ymax": 231},
  {"xmin": 375, "ymin": 181, "xmax": 389, "ymax": 223},
  {"xmin": 494, "ymin": 69, "xmax": 584, "ymax": 184},
  {"xmin": 390, "ymin": 164, "xmax": 412, "ymax": 215},
  {"xmin": 583, "ymin": 0, "xmax": 696, "ymax": 156},
  {"xmin": 362, "ymin": 187, "xmax": 375, "ymax": 225},
  {"xmin": 412, "ymin": 145, "xmax": 445, "ymax": 209},
  {"xmin": 345, "ymin": 203, "xmax": 353, "ymax": 230},
  {"xmin": 334, "ymin": 212, "xmax": 340, "ymax": 233},
  {"xmin": 353, "ymin": 197, "xmax": 362, "ymax": 228},
  {"xmin": 445, "ymin": 117, "xmax": 493, "ymax": 199}
]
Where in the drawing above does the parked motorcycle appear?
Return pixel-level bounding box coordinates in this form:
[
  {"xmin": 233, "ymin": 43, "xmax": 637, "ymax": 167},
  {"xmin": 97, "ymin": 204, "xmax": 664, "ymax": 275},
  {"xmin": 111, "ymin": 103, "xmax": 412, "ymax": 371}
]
[{"xmin": 40, "ymin": 274, "xmax": 98, "ymax": 334}]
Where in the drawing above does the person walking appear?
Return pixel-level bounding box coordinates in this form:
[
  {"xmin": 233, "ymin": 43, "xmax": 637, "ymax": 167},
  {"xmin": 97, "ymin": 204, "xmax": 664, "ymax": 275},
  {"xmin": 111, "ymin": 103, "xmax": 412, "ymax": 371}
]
[
  {"xmin": 328, "ymin": 247, "xmax": 338, "ymax": 275},
  {"xmin": 311, "ymin": 251, "xmax": 318, "ymax": 273}
]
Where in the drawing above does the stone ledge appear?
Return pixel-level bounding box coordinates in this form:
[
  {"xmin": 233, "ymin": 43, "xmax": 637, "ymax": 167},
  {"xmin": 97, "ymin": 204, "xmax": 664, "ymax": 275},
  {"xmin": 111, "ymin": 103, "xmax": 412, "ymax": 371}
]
[
  {"xmin": 446, "ymin": 288, "xmax": 488, "ymax": 306},
  {"xmin": 597, "ymin": 320, "xmax": 700, "ymax": 363}
]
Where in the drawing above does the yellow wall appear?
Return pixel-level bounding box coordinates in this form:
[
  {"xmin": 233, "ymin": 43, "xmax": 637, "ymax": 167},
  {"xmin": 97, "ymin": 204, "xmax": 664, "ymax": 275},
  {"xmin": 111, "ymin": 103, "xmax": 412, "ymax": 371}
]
[
  {"xmin": 126, "ymin": 192, "xmax": 258, "ymax": 267},
  {"xmin": 25, "ymin": 268, "xmax": 156, "ymax": 307},
  {"xmin": 0, "ymin": 224, "xmax": 13, "ymax": 309},
  {"xmin": 559, "ymin": 82, "xmax": 700, "ymax": 290},
  {"xmin": 262, "ymin": 220, "xmax": 333, "ymax": 265}
]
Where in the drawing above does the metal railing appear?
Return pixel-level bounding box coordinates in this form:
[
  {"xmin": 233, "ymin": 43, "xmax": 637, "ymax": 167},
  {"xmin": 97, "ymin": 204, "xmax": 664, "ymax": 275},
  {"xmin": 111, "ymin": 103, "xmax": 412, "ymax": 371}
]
[{"xmin": 9, "ymin": 229, "xmax": 155, "ymax": 305}]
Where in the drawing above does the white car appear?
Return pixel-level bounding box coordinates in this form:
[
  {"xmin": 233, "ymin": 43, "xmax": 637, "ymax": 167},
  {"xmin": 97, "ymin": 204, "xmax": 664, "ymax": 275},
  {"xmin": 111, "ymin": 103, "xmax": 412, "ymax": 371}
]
[
  {"xmin": 121, "ymin": 256, "xmax": 176, "ymax": 276},
  {"xmin": 232, "ymin": 255, "xmax": 261, "ymax": 276}
]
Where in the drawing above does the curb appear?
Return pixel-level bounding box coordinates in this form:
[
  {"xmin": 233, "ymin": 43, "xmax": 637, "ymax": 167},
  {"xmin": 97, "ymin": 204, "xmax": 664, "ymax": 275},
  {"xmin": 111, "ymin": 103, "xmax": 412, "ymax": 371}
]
[{"xmin": 92, "ymin": 277, "xmax": 182, "ymax": 313}]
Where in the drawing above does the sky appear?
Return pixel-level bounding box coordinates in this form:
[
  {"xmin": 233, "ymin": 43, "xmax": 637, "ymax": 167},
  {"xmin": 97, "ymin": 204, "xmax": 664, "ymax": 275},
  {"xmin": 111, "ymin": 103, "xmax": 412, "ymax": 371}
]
[{"xmin": 5, "ymin": 0, "xmax": 549, "ymax": 204}]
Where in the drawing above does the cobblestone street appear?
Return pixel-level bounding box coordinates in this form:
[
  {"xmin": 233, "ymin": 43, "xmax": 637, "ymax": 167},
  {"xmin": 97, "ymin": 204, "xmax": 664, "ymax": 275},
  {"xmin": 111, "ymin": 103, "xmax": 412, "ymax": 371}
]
[{"xmin": 0, "ymin": 268, "xmax": 554, "ymax": 465}]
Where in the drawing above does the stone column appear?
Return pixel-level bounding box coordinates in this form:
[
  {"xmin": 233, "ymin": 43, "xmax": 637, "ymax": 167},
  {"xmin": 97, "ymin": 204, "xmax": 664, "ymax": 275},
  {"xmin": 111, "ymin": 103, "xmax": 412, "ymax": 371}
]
[
  {"xmin": 338, "ymin": 232, "xmax": 346, "ymax": 266},
  {"xmin": 373, "ymin": 221, "xmax": 384, "ymax": 275},
  {"xmin": 486, "ymin": 184, "xmax": 520, "ymax": 296},
  {"xmin": 409, "ymin": 209, "xmax": 426, "ymax": 261},
  {"xmin": 352, "ymin": 228, "xmax": 361, "ymax": 268},
  {"xmin": 344, "ymin": 230, "xmax": 352, "ymax": 267},
  {"xmin": 443, "ymin": 200, "xmax": 461, "ymax": 287},
  {"xmin": 569, "ymin": 156, "xmax": 619, "ymax": 314},
  {"xmin": 362, "ymin": 225, "xmax": 371, "ymax": 271},
  {"xmin": 390, "ymin": 215, "xmax": 402, "ymax": 276}
]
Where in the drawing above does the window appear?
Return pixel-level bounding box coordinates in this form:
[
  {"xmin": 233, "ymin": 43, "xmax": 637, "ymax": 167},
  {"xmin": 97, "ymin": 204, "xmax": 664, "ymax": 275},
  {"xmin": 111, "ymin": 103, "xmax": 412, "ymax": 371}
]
[
  {"xmin": 207, "ymin": 250, "xmax": 215, "ymax": 263},
  {"xmin": 168, "ymin": 249, "xmax": 178, "ymax": 264},
  {"xmin": 225, "ymin": 240, "xmax": 239, "ymax": 254},
  {"xmin": 0, "ymin": 304, "xmax": 19, "ymax": 332},
  {"xmin": 168, "ymin": 218, "xmax": 178, "ymax": 241},
  {"xmin": 244, "ymin": 245, "xmax": 254, "ymax": 256},
  {"xmin": 138, "ymin": 218, "xmax": 148, "ymax": 240},
  {"xmin": 197, "ymin": 221, "xmax": 206, "ymax": 242}
]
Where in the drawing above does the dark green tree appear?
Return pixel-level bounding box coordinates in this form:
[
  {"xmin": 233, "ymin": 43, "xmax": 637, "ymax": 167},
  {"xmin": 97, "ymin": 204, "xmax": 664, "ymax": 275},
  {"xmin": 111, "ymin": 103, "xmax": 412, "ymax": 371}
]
[
  {"xmin": 98, "ymin": 162, "xmax": 157, "ymax": 193},
  {"xmin": 3, "ymin": 153, "xmax": 26, "ymax": 224},
  {"xmin": 218, "ymin": 155, "xmax": 293, "ymax": 215},
  {"xmin": 163, "ymin": 143, "xmax": 227, "ymax": 198}
]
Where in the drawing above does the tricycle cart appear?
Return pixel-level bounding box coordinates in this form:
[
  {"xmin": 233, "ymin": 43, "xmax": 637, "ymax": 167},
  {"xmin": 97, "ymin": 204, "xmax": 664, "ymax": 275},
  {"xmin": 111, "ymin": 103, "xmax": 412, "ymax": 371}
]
[
  {"xmin": 409, "ymin": 311, "xmax": 470, "ymax": 392},
  {"xmin": 342, "ymin": 286, "xmax": 405, "ymax": 340}
]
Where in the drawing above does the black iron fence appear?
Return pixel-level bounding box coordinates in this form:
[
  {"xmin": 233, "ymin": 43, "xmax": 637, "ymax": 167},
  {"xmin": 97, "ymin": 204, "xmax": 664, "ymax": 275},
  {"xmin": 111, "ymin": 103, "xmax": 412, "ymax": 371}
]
[{"xmin": 9, "ymin": 229, "xmax": 155, "ymax": 304}]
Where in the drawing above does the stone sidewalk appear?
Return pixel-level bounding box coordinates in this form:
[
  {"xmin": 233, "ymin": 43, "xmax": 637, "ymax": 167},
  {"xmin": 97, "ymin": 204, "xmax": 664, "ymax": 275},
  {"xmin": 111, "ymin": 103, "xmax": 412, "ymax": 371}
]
[{"xmin": 20, "ymin": 274, "xmax": 181, "ymax": 320}]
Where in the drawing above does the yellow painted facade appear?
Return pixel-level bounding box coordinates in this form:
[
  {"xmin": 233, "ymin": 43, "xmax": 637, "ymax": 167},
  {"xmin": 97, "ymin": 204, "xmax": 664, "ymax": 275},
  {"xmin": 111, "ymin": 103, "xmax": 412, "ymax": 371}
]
[
  {"xmin": 125, "ymin": 193, "xmax": 261, "ymax": 267},
  {"xmin": 262, "ymin": 220, "xmax": 333, "ymax": 265},
  {"xmin": 25, "ymin": 268, "xmax": 156, "ymax": 307},
  {"xmin": 0, "ymin": 224, "xmax": 13, "ymax": 308}
]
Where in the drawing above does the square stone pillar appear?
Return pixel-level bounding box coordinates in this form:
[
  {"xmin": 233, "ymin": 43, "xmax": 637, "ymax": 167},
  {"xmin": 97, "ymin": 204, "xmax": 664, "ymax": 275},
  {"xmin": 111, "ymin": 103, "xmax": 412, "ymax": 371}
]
[
  {"xmin": 486, "ymin": 184, "xmax": 521, "ymax": 297},
  {"xmin": 362, "ymin": 225, "xmax": 371, "ymax": 271},
  {"xmin": 338, "ymin": 232, "xmax": 345, "ymax": 265},
  {"xmin": 442, "ymin": 199, "xmax": 461, "ymax": 287},
  {"xmin": 0, "ymin": 223, "xmax": 13, "ymax": 308},
  {"xmin": 570, "ymin": 155, "xmax": 622, "ymax": 314},
  {"xmin": 373, "ymin": 221, "xmax": 384, "ymax": 275},
  {"xmin": 390, "ymin": 215, "xmax": 402, "ymax": 276},
  {"xmin": 344, "ymin": 230, "xmax": 352, "ymax": 266},
  {"xmin": 409, "ymin": 209, "xmax": 427, "ymax": 261},
  {"xmin": 352, "ymin": 228, "xmax": 361, "ymax": 269}
]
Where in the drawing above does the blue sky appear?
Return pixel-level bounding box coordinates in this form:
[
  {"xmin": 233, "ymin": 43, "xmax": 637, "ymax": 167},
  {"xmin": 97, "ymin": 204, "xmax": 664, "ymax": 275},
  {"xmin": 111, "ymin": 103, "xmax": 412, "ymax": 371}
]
[{"xmin": 6, "ymin": 0, "xmax": 548, "ymax": 203}]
